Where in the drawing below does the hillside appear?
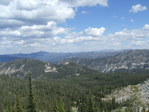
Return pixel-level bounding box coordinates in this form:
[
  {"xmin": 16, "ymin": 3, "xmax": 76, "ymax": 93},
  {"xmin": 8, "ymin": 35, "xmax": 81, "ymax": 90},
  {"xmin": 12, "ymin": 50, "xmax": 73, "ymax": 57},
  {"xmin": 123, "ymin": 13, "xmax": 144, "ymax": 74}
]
[
  {"xmin": 60, "ymin": 49, "xmax": 149, "ymax": 73},
  {"xmin": 0, "ymin": 59, "xmax": 98, "ymax": 79},
  {"xmin": 1, "ymin": 71, "xmax": 149, "ymax": 112},
  {"xmin": 1, "ymin": 50, "xmax": 149, "ymax": 111}
]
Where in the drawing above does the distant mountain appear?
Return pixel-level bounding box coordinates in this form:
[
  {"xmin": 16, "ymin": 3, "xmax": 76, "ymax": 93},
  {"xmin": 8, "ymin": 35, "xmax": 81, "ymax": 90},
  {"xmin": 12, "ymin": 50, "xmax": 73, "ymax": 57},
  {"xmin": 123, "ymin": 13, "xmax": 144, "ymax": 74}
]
[
  {"xmin": 0, "ymin": 59, "xmax": 98, "ymax": 79},
  {"xmin": 0, "ymin": 55, "xmax": 20, "ymax": 62},
  {"xmin": 5, "ymin": 51, "xmax": 120, "ymax": 62},
  {"xmin": 60, "ymin": 49, "xmax": 149, "ymax": 73}
]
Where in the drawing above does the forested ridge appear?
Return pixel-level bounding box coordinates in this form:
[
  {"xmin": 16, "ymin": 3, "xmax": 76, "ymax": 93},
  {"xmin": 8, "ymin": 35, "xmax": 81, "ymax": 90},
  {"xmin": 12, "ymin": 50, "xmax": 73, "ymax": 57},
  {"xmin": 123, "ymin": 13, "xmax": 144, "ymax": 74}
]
[{"xmin": 1, "ymin": 72, "xmax": 149, "ymax": 112}]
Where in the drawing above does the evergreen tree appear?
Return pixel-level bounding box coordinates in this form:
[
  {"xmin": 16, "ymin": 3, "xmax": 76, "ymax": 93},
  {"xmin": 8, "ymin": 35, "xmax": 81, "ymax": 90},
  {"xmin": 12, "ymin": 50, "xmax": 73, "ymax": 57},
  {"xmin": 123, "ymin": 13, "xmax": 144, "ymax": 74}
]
[
  {"xmin": 53, "ymin": 98, "xmax": 66, "ymax": 112},
  {"xmin": 7, "ymin": 104, "xmax": 13, "ymax": 112},
  {"xmin": 111, "ymin": 97, "xmax": 116, "ymax": 110},
  {"xmin": 53, "ymin": 100, "xmax": 59, "ymax": 112},
  {"xmin": 59, "ymin": 97, "xmax": 65, "ymax": 112},
  {"xmin": 6, "ymin": 104, "xmax": 16, "ymax": 112},
  {"xmin": 87, "ymin": 92, "xmax": 95, "ymax": 112},
  {"xmin": 78, "ymin": 102, "xmax": 87, "ymax": 112},
  {"xmin": 16, "ymin": 94, "xmax": 23, "ymax": 112},
  {"xmin": 27, "ymin": 73, "xmax": 37, "ymax": 112}
]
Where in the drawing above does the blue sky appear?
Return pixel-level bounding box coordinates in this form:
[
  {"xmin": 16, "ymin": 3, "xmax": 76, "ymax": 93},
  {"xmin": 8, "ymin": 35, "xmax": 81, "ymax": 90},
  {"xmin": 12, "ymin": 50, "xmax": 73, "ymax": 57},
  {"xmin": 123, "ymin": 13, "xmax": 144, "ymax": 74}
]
[{"xmin": 0, "ymin": 0, "xmax": 149, "ymax": 54}]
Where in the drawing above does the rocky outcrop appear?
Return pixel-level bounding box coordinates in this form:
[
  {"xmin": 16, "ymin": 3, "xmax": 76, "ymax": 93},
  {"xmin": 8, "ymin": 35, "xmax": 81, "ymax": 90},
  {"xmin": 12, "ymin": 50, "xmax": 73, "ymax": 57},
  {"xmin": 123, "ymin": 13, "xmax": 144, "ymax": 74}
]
[
  {"xmin": 0, "ymin": 58, "xmax": 97, "ymax": 79},
  {"xmin": 61, "ymin": 50, "xmax": 149, "ymax": 73},
  {"xmin": 0, "ymin": 59, "xmax": 57, "ymax": 78},
  {"xmin": 45, "ymin": 63, "xmax": 57, "ymax": 73},
  {"xmin": 104, "ymin": 79, "xmax": 149, "ymax": 109}
]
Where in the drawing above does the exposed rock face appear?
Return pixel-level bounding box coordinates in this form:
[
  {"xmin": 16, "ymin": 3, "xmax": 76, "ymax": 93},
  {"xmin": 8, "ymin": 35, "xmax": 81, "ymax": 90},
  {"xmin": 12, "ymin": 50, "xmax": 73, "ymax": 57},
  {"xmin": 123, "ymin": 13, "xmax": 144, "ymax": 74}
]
[
  {"xmin": 0, "ymin": 58, "xmax": 97, "ymax": 79},
  {"xmin": 0, "ymin": 64, "xmax": 25, "ymax": 75},
  {"xmin": 104, "ymin": 79, "xmax": 149, "ymax": 107},
  {"xmin": 61, "ymin": 50, "xmax": 149, "ymax": 73},
  {"xmin": 0, "ymin": 59, "xmax": 57, "ymax": 78},
  {"xmin": 139, "ymin": 80, "xmax": 149, "ymax": 102},
  {"xmin": 45, "ymin": 63, "xmax": 57, "ymax": 73}
]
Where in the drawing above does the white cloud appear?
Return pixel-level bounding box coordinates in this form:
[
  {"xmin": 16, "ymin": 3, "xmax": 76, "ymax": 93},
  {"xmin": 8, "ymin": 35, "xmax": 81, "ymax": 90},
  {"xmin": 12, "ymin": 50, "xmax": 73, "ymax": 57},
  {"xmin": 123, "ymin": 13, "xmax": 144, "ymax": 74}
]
[
  {"xmin": 108, "ymin": 24, "xmax": 149, "ymax": 48},
  {"xmin": 54, "ymin": 36, "xmax": 98, "ymax": 44},
  {"xmin": 61, "ymin": 0, "xmax": 108, "ymax": 7},
  {"xmin": 82, "ymin": 11, "xmax": 89, "ymax": 14},
  {"xmin": 84, "ymin": 27, "xmax": 106, "ymax": 37},
  {"xmin": 50, "ymin": 26, "xmax": 68, "ymax": 36},
  {"xmin": 0, "ymin": 0, "xmax": 108, "ymax": 27},
  {"xmin": 15, "ymin": 40, "xmax": 25, "ymax": 45},
  {"xmin": 0, "ymin": 0, "xmax": 12, "ymax": 5},
  {"xmin": 0, "ymin": 21, "xmax": 69, "ymax": 39},
  {"xmin": 130, "ymin": 19, "xmax": 134, "ymax": 22},
  {"xmin": 65, "ymin": 32, "xmax": 83, "ymax": 39},
  {"xmin": 143, "ymin": 24, "xmax": 149, "ymax": 30},
  {"xmin": 1, "ymin": 24, "xmax": 149, "ymax": 53},
  {"xmin": 20, "ymin": 21, "xmax": 56, "ymax": 30},
  {"xmin": 1, "ymin": 0, "xmax": 149, "ymax": 53},
  {"xmin": 0, "ymin": 0, "xmax": 75, "ymax": 25},
  {"xmin": 131, "ymin": 41, "xmax": 145, "ymax": 46},
  {"xmin": 129, "ymin": 4, "xmax": 147, "ymax": 13}
]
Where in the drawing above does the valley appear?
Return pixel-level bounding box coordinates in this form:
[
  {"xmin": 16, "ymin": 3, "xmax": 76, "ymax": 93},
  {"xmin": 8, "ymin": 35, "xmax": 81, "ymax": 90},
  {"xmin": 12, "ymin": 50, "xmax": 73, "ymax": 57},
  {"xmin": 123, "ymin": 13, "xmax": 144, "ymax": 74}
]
[{"xmin": 0, "ymin": 49, "xmax": 149, "ymax": 112}]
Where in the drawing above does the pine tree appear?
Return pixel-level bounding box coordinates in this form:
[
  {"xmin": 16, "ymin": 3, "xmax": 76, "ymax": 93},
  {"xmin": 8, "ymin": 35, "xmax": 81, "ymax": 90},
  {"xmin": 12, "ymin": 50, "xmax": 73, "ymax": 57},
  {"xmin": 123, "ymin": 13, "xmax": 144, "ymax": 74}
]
[
  {"xmin": 16, "ymin": 94, "xmax": 23, "ymax": 112},
  {"xmin": 78, "ymin": 102, "xmax": 87, "ymax": 112},
  {"xmin": 7, "ymin": 104, "xmax": 13, "ymax": 112},
  {"xmin": 6, "ymin": 104, "xmax": 16, "ymax": 112},
  {"xmin": 111, "ymin": 97, "xmax": 116, "ymax": 110},
  {"xmin": 53, "ymin": 98, "xmax": 66, "ymax": 112},
  {"xmin": 53, "ymin": 100, "xmax": 59, "ymax": 112},
  {"xmin": 27, "ymin": 73, "xmax": 37, "ymax": 112},
  {"xmin": 87, "ymin": 92, "xmax": 95, "ymax": 112},
  {"xmin": 59, "ymin": 97, "xmax": 65, "ymax": 112}
]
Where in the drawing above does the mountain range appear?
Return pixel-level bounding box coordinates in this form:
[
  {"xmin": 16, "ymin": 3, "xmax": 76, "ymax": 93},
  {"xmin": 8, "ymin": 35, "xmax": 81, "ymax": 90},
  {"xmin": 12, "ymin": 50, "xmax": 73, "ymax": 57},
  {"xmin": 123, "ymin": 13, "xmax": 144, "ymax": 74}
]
[
  {"xmin": 0, "ymin": 55, "xmax": 20, "ymax": 62},
  {"xmin": 3, "ymin": 50, "xmax": 120, "ymax": 63},
  {"xmin": 60, "ymin": 49, "xmax": 149, "ymax": 73},
  {"xmin": 0, "ymin": 58, "xmax": 98, "ymax": 79},
  {"xmin": 0, "ymin": 49, "xmax": 149, "ymax": 79}
]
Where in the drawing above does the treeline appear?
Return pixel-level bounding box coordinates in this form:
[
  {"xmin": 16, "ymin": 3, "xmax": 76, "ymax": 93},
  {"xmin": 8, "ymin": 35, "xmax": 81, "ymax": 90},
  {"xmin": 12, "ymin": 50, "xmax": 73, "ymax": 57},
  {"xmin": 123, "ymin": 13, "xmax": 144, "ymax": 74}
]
[{"xmin": 0, "ymin": 72, "xmax": 149, "ymax": 112}]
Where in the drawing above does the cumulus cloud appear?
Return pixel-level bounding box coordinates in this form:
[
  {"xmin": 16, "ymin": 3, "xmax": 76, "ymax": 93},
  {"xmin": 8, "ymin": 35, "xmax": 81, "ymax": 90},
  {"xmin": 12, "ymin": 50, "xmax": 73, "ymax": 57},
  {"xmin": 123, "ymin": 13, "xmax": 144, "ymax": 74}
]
[
  {"xmin": 0, "ymin": 0, "xmax": 75, "ymax": 26},
  {"xmin": 84, "ymin": 27, "xmax": 106, "ymax": 37},
  {"xmin": 1, "ymin": 0, "xmax": 149, "ymax": 53},
  {"xmin": 61, "ymin": 0, "xmax": 108, "ymax": 7},
  {"xmin": 0, "ymin": 21, "xmax": 69, "ymax": 39},
  {"xmin": 54, "ymin": 35, "xmax": 98, "ymax": 44},
  {"xmin": 20, "ymin": 21, "xmax": 56, "ymax": 30},
  {"xmin": 0, "ymin": 0, "xmax": 108, "ymax": 27},
  {"xmin": 107, "ymin": 24, "xmax": 149, "ymax": 49},
  {"xmin": 129, "ymin": 4, "xmax": 147, "ymax": 13},
  {"xmin": 0, "ymin": 0, "xmax": 12, "ymax": 5},
  {"xmin": 0, "ymin": 0, "xmax": 110, "ymax": 53},
  {"xmin": 1, "ymin": 24, "xmax": 149, "ymax": 53},
  {"xmin": 143, "ymin": 24, "xmax": 149, "ymax": 30}
]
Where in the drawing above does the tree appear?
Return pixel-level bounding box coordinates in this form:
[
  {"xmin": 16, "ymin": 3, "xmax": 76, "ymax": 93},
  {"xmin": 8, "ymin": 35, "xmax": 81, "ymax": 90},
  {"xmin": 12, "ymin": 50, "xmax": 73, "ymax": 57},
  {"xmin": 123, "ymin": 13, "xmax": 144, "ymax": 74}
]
[
  {"xmin": 87, "ymin": 92, "xmax": 95, "ymax": 112},
  {"xmin": 53, "ymin": 100, "xmax": 59, "ymax": 112},
  {"xmin": 27, "ymin": 73, "xmax": 37, "ymax": 112},
  {"xmin": 53, "ymin": 98, "xmax": 66, "ymax": 112},
  {"xmin": 59, "ymin": 97, "xmax": 66, "ymax": 112},
  {"xmin": 16, "ymin": 94, "xmax": 23, "ymax": 112},
  {"xmin": 6, "ymin": 104, "xmax": 14, "ymax": 112}
]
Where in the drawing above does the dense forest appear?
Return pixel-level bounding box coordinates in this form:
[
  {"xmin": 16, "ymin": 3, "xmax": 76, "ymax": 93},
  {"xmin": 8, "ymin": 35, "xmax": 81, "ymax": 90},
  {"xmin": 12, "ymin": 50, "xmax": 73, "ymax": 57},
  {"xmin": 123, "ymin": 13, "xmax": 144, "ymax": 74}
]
[{"xmin": 1, "ymin": 72, "xmax": 149, "ymax": 112}]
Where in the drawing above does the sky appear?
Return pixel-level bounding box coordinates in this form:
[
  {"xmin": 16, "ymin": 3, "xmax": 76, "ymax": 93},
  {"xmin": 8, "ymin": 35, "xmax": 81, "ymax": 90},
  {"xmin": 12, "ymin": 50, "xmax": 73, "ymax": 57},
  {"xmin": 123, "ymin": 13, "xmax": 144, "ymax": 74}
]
[{"xmin": 0, "ymin": 0, "xmax": 149, "ymax": 54}]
